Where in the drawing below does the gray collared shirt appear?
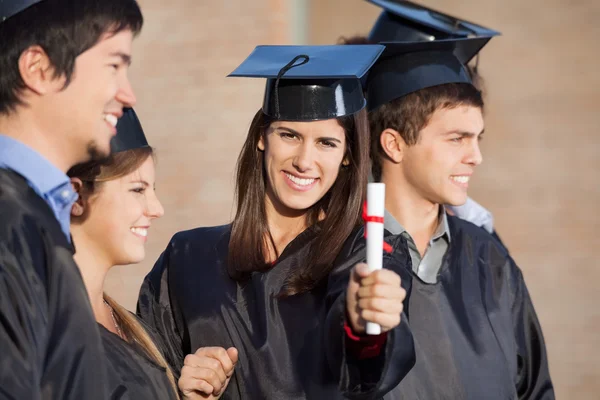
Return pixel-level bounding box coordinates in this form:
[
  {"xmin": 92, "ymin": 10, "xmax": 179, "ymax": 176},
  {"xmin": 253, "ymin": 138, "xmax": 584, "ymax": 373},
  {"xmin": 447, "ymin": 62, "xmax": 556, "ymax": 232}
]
[{"xmin": 384, "ymin": 207, "xmax": 451, "ymax": 284}]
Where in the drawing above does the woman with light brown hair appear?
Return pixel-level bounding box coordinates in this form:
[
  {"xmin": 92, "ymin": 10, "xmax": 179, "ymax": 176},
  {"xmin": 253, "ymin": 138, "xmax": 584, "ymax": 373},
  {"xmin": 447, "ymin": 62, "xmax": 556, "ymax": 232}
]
[{"xmin": 67, "ymin": 108, "xmax": 178, "ymax": 399}]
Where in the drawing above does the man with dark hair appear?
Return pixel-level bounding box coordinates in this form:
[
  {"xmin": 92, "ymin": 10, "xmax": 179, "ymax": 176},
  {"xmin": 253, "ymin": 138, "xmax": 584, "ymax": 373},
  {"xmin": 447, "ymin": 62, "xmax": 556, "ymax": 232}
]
[
  {"xmin": 0, "ymin": 0, "xmax": 143, "ymax": 398},
  {"xmin": 366, "ymin": 37, "xmax": 554, "ymax": 399},
  {"xmin": 363, "ymin": 0, "xmax": 503, "ymax": 238}
]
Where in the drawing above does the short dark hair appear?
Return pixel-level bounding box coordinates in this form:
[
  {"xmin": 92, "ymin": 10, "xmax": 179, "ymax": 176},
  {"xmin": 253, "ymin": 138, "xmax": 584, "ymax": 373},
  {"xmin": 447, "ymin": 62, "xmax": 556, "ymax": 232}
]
[
  {"xmin": 370, "ymin": 83, "xmax": 484, "ymax": 180},
  {"xmin": 0, "ymin": 0, "xmax": 143, "ymax": 114},
  {"xmin": 336, "ymin": 35, "xmax": 374, "ymax": 45}
]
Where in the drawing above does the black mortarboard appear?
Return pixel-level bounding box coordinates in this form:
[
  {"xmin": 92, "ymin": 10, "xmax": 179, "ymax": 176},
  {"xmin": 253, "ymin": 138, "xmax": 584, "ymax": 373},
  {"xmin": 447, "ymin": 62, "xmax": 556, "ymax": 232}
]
[
  {"xmin": 110, "ymin": 108, "xmax": 149, "ymax": 153},
  {"xmin": 0, "ymin": 0, "xmax": 43, "ymax": 23},
  {"xmin": 366, "ymin": 37, "xmax": 492, "ymax": 111},
  {"xmin": 228, "ymin": 45, "xmax": 385, "ymax": 121},
  {"xmin": 367, "ymin": 0, "xmax": 500, "ymax": 42}
]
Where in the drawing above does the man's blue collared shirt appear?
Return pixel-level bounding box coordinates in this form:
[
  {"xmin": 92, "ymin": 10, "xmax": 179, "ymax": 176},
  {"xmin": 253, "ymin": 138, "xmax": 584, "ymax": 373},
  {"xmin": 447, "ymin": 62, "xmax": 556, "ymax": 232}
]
[{"xmin": 0, "ymin": 134, "xmax": 77, "ymax": 241}]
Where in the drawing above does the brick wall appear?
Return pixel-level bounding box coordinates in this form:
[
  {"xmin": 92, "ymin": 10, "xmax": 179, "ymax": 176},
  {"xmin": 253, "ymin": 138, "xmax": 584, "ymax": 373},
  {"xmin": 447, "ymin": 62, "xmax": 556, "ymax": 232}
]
[{"xmin": 105, "ymin": 0, "xmax": 599, "ymax": 397}]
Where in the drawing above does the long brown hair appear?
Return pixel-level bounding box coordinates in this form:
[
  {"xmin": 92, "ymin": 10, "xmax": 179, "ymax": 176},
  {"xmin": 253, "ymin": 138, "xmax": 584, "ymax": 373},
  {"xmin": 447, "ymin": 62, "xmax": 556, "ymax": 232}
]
[
  {"xmin": 228, "ymin": 108, "xmax": 370, "ymax": 296},
  {"xmin": 67, "ymin": 148, "xmax": 179, "ymax": 399}
]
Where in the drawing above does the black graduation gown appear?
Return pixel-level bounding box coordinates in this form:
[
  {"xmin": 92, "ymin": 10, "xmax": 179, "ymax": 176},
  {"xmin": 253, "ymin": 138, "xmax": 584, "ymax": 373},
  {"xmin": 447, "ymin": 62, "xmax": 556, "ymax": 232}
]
[
  {"xmin": 491, "ymin": 229, "xmax": 510, "ymax": 253},
  {"xmin": 100, "ymin": 320, "xmax": 177, "ymax": 400},
  {"xmin": 0, "ymin": 169, "xmax": 108, "ymax": 399},
  {"xmin": 384, "ymin": 216, "xmax": 554, "ymax": 400},
  {"xmin": 138, "ymin": 224, "xmax": 416, "ymax": 399}
]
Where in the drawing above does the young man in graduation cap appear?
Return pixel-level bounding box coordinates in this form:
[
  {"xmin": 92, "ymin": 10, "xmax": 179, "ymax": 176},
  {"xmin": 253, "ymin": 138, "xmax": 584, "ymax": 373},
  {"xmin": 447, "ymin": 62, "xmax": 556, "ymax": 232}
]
[
  {"xmin": 365, "ymin": 37, "xmax": 554, "ymax": 399},
  {"xmin": 359, "ymin": 0, "xmax": 504, "ymax": 239},
  {"xmin": 0, "ymin": 1, "xmax": 142, "ymax": 398}
]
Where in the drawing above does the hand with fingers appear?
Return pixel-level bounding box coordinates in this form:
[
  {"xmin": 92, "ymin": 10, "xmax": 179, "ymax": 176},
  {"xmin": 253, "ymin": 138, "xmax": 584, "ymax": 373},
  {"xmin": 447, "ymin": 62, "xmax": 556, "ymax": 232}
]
[
  {"xmin": 346, "ymin": 263, "xmax": 406, "ymax": 334},
  {"xmin": 178, "ymin": 346, "xmax": 238, "ymax": 399}
]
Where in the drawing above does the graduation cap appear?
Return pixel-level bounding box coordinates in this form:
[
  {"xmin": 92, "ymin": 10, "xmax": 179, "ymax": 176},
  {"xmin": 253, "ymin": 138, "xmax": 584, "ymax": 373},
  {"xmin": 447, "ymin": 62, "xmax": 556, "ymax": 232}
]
[
  {"xmin": 229, "ymin": 44, "xmax": 385, "ymax": 121},
  {"xmin": 1, "ymin": 0, "xmax": 43, "ymax": 23},
  {"xmin": 366, "ymin": 37, "xmax": 492, "ymax": 111},
  {"xmin": 367, "ymin": 0, "xmax": 500, "ymax": 42},
  {"xmin": 110, "ymin": 108, "xmax": 149, "ymax": 153}
]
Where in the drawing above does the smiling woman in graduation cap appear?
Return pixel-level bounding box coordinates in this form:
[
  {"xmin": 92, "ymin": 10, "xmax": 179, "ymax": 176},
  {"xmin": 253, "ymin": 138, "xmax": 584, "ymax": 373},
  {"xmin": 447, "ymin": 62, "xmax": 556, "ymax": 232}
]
[
  {"xmin": 138, "ymin": 45, "xmax": 416, "ymax": 399},
  {"xmin": 67, "ymin": 108, "xmax": 181, "ymax": 399}
]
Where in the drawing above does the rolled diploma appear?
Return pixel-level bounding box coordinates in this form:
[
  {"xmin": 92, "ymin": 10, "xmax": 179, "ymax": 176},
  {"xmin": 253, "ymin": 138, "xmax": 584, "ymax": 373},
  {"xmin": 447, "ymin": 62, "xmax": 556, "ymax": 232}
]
[{"xmin": 366, "ymin": 183, "xmax": 385, "ymax": 335}]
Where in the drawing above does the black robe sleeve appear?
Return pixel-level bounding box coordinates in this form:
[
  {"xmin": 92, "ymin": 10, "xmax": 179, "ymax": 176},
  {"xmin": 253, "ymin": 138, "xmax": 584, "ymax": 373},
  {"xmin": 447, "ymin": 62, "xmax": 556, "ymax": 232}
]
[
  {"xmin": 491, "ymin": 230, "xmax": 511, "ymax": 254},
  {"xmin": 1, "ymin": 169, "xmax": 108, "ymax": 400},
  {"xmin": 510, "ymin": 262, "xmax": 555, "ymax": 399},
  {"xmin": 324, "ymin": 229, "xmax": 416, "ymax": 399},
  {"xmin": 0, "ymin": 241, "xmax": 45, "ymax": 399},
  {"xmin": 137, "ymin": 242, "xmax": 186, "ymax": 379}
]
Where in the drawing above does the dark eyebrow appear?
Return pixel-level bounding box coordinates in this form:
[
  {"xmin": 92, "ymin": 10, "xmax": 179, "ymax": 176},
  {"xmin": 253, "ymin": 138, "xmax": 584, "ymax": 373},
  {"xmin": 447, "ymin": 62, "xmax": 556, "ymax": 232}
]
[
  {"xmin": 318, "ymin": 136, "xmax": 343, "ymax": 144},
  {"xmin": 275, "ymin": 126, "xmax": 302, "ymax": 136},
  {"xmin": 445, "ymin": 128, "xmax": 485, "ymax": 138},
  {"xmin": 109, "ymin": 52, "xmax": 132, "ymax": 66},
  {"xmin": 276, "ymin": 126, "xmax": 343, "ymax": 143}
]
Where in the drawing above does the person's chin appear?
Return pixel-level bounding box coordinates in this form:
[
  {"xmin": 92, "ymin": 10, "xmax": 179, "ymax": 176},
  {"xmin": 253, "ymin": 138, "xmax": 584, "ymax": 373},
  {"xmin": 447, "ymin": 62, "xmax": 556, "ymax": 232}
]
[
  {"xmin": 86, "ymin": 139, "xmax": 111, "ymax": 162},
  {"xmin": 444, "ymin": 193, "xmax": 468, "ymax": 207},
  {"xmin": 124, "ymin": 253, "xmax": 145, "ymax": 265},
  {"xmin": 281, "ymin": 196, "xmax": 317, "ymax": 214}
]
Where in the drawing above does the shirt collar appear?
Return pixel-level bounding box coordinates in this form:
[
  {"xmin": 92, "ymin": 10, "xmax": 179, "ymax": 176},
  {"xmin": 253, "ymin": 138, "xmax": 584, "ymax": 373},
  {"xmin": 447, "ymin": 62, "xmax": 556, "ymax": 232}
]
[
  {"xmin": 0, "ymin": 135, "xmax": 70, "ymax": 196},
  {"xmin": 384, "ymin": 209, "xmax": 406, "ymax": 236},
  {"xmin": 446, "ymin": 197, "xmax": 494, "ymax": 234},
  {"xmin": 384, "ymin": 205, "xmax": 451, "ymax": 243},
  {"xmin": 435, "ymin": 206, "xmax": 452, "ymax": 243}
]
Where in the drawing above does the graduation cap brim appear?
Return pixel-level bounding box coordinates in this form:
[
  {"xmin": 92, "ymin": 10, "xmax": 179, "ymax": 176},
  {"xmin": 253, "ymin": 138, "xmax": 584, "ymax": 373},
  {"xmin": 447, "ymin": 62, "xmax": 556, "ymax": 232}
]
[
  {"xmin": 229, "ymin": 45, "xmax": 385, "ymax": 121},
  {"xmin": 367, "ymin": 0, "xmax": 500, "ymax": 42},
  {"xmin": 1, "ymin": 0, "xmax": 43, "ymax": 23},
  {"xmin": 367, "ymin": 37, "xmax": 493, "ymax": 111},
  {"xmin": 380, "ymin": 35, "xmax": 493, "ymax": 65},
  {"xmin": 110, "ymin": 108, "xmax": 149, "ymax": 154},
  {"xmin": 229, "ymin": 45, "xmax": 384, "ymax": 79}
]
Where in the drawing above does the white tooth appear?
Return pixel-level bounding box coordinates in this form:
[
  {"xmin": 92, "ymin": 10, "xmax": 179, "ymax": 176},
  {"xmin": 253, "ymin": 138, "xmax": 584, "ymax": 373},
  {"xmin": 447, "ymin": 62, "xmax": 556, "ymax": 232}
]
[
  {"xmin": 286, "ymin": 172, "xmax": 316, "ymax": 186},
  {"xmin": 104, "ymin": 114, "xmax": 118, "ymax": 127},
  {"xmin": 452, "ymin": 176, "xmax": 469, "ymax": 183},
  {"xmin": 130, "ymin": 227, "xmax": 148, "ymax": 237}
]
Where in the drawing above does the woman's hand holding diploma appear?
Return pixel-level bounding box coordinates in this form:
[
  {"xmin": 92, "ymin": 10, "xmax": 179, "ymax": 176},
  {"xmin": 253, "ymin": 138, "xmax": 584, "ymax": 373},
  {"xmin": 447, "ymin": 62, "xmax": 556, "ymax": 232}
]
[{"xmin": 345, "ymin": 183, "xmax": 406, "ymax": 335}]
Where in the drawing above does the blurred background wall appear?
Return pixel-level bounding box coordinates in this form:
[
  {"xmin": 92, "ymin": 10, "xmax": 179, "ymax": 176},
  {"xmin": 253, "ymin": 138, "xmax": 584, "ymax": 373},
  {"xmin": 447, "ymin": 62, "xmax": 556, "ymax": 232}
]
[{"xmin": 105, "ymin": 0, "xmax": 600, "ymax": 398}]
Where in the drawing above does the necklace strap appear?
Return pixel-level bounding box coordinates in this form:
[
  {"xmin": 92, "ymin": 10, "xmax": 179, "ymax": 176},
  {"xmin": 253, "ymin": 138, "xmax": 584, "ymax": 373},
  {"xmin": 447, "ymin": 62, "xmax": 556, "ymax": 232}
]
[{"xmin": 103, "ymin": 299, "xmax": 125, "ymax": 340}]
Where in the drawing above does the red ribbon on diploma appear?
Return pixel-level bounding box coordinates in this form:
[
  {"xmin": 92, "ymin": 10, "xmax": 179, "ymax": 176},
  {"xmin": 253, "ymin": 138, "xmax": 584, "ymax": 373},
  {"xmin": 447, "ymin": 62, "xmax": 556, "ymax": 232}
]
[{"xmin": 362, "ymin": 202, "xmax": 393, "ymax": 253}]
